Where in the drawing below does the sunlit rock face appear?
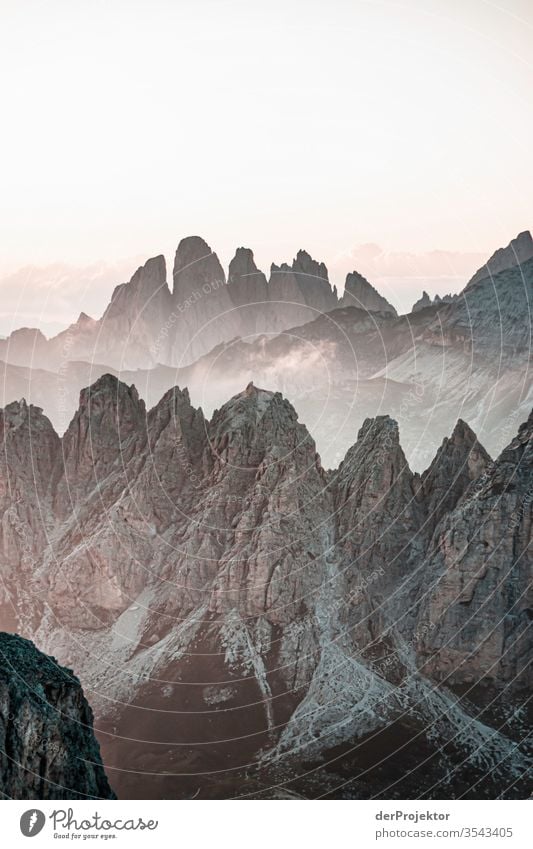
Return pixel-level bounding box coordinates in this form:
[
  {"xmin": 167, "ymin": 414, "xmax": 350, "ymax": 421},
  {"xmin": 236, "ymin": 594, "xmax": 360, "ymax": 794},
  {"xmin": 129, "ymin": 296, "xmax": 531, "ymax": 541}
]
[
  {"xmin": 0, "ymin": 632, "xmax": 114, "ymax": 799},
  {"xmin": 0, "ymin": 371, "xmax": 530, "ymax": 799}
]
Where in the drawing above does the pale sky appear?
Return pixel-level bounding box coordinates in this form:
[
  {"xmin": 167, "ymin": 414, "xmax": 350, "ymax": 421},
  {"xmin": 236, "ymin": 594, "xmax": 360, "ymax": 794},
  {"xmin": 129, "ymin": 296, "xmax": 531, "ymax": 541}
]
[{"xmin": 1, "ymin": 0, "xmax": 532, "ymax": 326}]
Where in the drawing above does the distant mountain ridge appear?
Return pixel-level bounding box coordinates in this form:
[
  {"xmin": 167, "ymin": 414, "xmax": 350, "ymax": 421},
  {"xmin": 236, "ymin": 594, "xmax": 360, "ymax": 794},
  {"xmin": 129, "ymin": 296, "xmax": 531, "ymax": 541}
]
[
  {"xmin": 467, "ymin": 230, "xmax": 533, "ymax": 288},
  {"xmin": 0, "ymin": 230, "xmax": 530, "ymax": 472},
  {"xmin": 0, "ymin": 235, "xmax": 397, "ymax": 371},
  {"xmin": 1, "ymin": 230, "xmax": 530, "ymax": 377}
]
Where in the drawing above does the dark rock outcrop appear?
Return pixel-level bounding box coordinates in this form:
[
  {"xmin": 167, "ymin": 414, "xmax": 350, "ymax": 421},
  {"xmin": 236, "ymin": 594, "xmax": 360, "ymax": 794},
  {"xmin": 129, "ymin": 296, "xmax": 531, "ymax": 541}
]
[{"xmin": 0, "ymin": 632, "xmax": 114, "ymax": 799}]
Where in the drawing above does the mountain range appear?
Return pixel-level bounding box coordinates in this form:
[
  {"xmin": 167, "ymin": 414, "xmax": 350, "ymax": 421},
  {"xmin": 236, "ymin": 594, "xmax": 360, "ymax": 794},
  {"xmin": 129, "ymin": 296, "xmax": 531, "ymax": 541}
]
[
  {"xmin": 0, "ymin": 228, "xmax": 531, "ymax": 799},
  {"xmin": 0, "ymin": 633, "xmax": 114, "ymax": 799},
  {"xmin": 0, "ymin": 230, "xmax": 530, "ymax": 472},
  {"xmin": 0, "ymin": 372, "xmax": 530, "ymax": 799}
]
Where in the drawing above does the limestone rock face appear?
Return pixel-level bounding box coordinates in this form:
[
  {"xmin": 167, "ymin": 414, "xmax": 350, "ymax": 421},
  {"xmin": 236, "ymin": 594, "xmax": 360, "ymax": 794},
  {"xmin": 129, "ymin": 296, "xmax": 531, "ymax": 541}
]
[
  {"xmin": 340, "ymin": 269, "xmax": 397, "ymax": 315},
  {"xmin": 54, "ymin": 373, "xmax": 147, "ymax": 517},
  {"xmin": 0, "ymin": 376, "xmax": 530, "ymax": 799},
  {"xmin": 53, "ymin": 255, "xmax": 172, "ymax": 369},
  {"xmin": 425, "ymin": 253, "xmax": 533, "ymax": 353},
  {"xmin": 290, "ymin": 250, "xmax": 336, "ymax": 313},
  {"xmin": 332, "ymin": 416, "xmax": 425, "ymax": 656},
  {"xmin": 419, "ymin": 418, "xmax": 492, "ymax": 538},
  {"xmin": 268, "ymin": 253, "xmax": 328, "ymax": 328},
  {"xmin": 227, "ymin": 247, "xmax": 271, "ymax": 337},
  {"xmin": 0, "ymin": 400, "xmax": 60, "ymax": 629},
  {"xmin": 334, "ymin": 416, "xmax": 423, "ymax": 579},
  {"xmin": 467, "ymin": 230, "xmax": 533, "ymax": 288},
  {"xmin": 104, "ymin": 255, "xmax": 170, "ymax": 322},
  {"xmin": 416, "ymin": 410, "xmax": 533, "ymax": 693},
  {"xmin": 172, "ymin": 236, "xmax": 226, "ymax": 298},
  {"xmin": 170, "ymin": 236, "xmax": 242, "ymax": 364},
  {"xmin": 228, "ymin": 247, "xmax": 268, "ymax": 301},
  {"xmin": 0, "ymin": 632, "xmax": 114, "ymax": 799},
  {"xmin": 199, "ymin": 383, "xmax": 330, "ymax": 624}
]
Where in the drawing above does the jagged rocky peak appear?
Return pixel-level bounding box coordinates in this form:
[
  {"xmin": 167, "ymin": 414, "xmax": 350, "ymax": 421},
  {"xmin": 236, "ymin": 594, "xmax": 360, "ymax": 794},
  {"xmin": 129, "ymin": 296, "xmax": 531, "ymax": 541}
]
[
  {"xmin": 434, "ymin": 292, "xmax": 457, "ymax": 304},
  {"xmin": 412, "ymin": 290, "xmax": 431, "ymax": 312},
  {"xmin": 229, "ymin": 246, "xmax": 260, "ymax": 279},
  {"xmin": 268, "ymin": 257, "xmax": 305, "ymax": 303},
  {"xmin": 333, "ymin": 414, "xmax": 424, "ymax": 655},
  {"xmin": 212, "ymin": 380, "xmax": 288, "ymax": 433},
  {"xmin": 269, "ymin": 249, "xmax": 329, "ymax": 284},
  {"xmin": 467, "ymin": 229, "xmax": 533, "ymax": 288},
  {"xmin": 420, "ymin": 418, "xmax": 491, "ymax": 536},
  {"xmin": 268, "ymin": 249, "xmax": 336, "ymax": 315},
  {"xmin": 129, "ymin": 254, "xmax": 167, "ymax": 293},
  {"xmin": 150, "ymin": 382, "xmax": 193, "ymax": 415},
  {"xmin": 477, "ymin": 406, "xmax": 533, "ymax": 496},
  {"xmin": 340, "ymin": 269, "xmax": 398, "ymax": 316},
  {"xmin": 292, "ymin": 249, "xmax": 336, "ymax": 309},
  {"xmin": 209, "ymin": 380, "xmax": 316, "ymax": 468},
  {"xmin": 335, "ymin": 415, "xmax": 414, "ymax": 502},
  {"xmin": 175, "ymin": 234, "xmax": 214, "ymax": 265},
  {"xmin": 227, "ymin": 247, "xmax": 269, "ymax": 306},
  {"xmin": 341, "ymin": 412, "xmax": 401, "ymax": 455},
  {"xmin": 201, "ymin": 380, "xmax": 329, "ymax": 624},
  {"xmin": 2, "ymin": 396, "xmax": 37, "ymax": 431},
  {"xmin": 130, "ymin": 385, "xmax": 209, "ymax": 522},
  {"xmin": 105, "ymin": 254, "xmax": 169, "ymax": 318},
  {"xmin": 334, "ymin": 414, "xmax": 417, "ymax": 516},
  {"xmin": 411, "ymin": 291, "xmax": 458, "ymax": 313},
  {"xmin": 292, "ymin": 248, "xmax": 329, "ymax": 281},
  {"xmin": 0, "ymin": 632, "xmax": 114, "ymax": 799},
  {"xmin": 56, "ymin": 374, "xmax": 147, "ymax": 510},
  {"xmin": 0, "ymin": 398, "xmax": 60, "ymax": 484},
  {"xmin": 76, "ymin": 311, "xmax": 95, "ymax": 325},
  {"xmin": 172, "ymin": 235, "xmax": 226, "ymax": 298},
  {"xmin": 76, "ymin": 372, "xmax": 145, "ymax": 427},
  {"xmin": 0, "ymin": 382, "xmax": 531, "ymax": 797},
  {"xmin": 416, "ymin": 407, "xmax": 532, "ymax": 692},
  {"xmin": 147, "ymin": 384, "xmax": 206, "ymax": 456},
  {"xmin": 0, "ymin": 399, "xmax": 57, "ymax": 606},
  {"xmin": 446, "ymin": 417, "xmax": 490, "ymax": 467},
  {"xmin": 0, "ymin": 399, "xmax": 59, "ymax": 612}
]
